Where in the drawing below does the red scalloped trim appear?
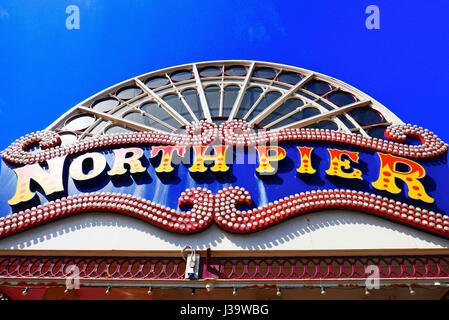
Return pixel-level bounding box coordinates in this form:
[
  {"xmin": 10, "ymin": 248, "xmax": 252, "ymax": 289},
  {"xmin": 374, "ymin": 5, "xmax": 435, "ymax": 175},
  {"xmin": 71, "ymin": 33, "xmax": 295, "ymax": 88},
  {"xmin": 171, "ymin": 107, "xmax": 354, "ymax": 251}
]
[
  {"xmin": 1, "ymin": 120, "xmax": 447, "ymax": 166},
  {"xmin": 0, "ymin": 187, "xmax": 448, "ymax": 238}
]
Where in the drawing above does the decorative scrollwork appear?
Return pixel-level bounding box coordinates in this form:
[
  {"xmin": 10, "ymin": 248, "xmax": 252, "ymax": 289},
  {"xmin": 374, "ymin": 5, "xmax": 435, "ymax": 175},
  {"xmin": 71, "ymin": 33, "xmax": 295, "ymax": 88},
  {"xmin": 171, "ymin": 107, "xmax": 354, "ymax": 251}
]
[
  {"xmin": 0, "ymin": 186, "xmax": 448, "ymax": 239},
  {"xmin": 1, "ymin": 120, "xmax": 447, "ymax": 166}
]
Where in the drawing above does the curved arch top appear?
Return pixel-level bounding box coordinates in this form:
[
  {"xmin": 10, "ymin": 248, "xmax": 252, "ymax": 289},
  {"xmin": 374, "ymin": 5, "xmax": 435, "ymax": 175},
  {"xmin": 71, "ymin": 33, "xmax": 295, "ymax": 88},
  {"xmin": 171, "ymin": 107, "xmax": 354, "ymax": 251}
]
[{"xmin": 48, "ymin": 60, "xmax": 403, "ymax": 145}]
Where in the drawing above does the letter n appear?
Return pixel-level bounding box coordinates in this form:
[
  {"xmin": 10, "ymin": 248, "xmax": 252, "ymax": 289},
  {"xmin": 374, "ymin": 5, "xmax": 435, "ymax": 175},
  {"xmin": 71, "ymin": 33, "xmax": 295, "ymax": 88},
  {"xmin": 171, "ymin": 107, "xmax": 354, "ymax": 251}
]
[{"xmin": 9, "ymin": 156, "xmax": 66, "ymax": 205}]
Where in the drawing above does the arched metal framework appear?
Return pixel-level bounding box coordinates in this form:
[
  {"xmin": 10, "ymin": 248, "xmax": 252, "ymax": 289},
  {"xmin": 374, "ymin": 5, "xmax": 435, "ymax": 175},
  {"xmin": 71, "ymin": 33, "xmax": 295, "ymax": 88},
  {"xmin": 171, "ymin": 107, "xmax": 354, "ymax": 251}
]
[{"xmin": 48, "ymin": 61, "xmax": 402, "ymax": 146}]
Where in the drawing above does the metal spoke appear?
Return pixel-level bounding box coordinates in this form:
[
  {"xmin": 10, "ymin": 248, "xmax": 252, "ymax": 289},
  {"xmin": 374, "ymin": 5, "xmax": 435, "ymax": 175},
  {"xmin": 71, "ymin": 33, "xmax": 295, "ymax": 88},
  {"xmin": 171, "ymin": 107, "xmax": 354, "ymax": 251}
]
[
  {"xmin": 277, "ymin": 100, "xmax": 371, "ymax": 130},
  {"xmin": 192, "ymin": 64, "xmax": 212, "ymax": 121},
  {"xmin": 135, "ymin": 78, "xmax": 190, "ymax": 126},
  {"xmin": 228, "ymin": 62, "xmax": 256, "ymax": 120},
  {"xmin": 165, "ymin": 73, "xmax": 199, "ymax": 122},
  {"xmin": 250, "ymin": 73, "xmax": 314, "ymax": 125},
  {"xmin": 77, "ymin": 106, "xmax": 166, "ymax": 133}
]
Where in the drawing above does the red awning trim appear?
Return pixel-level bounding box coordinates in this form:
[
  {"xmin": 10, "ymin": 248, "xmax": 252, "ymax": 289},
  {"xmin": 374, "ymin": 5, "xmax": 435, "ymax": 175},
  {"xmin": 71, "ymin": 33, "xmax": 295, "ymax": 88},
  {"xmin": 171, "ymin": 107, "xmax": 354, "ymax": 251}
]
[{"xmin": 1, "ymin": 254, "xmax": 449, "ymax": 282}]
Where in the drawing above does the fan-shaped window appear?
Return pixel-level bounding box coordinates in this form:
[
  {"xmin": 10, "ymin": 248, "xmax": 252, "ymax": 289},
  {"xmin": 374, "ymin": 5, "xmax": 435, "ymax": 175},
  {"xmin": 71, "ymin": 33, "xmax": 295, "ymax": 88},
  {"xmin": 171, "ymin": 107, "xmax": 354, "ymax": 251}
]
[{"xmin": 51, "ymin": 61, "xmax": 399, "ymax": 140}]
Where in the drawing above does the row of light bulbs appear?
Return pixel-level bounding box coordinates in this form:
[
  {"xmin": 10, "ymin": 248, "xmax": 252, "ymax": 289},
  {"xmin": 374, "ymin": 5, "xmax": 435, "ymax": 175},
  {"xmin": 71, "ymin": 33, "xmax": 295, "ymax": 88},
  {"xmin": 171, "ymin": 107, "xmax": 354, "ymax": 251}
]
[{"xmin": 19, "ymin": 284, "xmax": 421, "ymax": 296}]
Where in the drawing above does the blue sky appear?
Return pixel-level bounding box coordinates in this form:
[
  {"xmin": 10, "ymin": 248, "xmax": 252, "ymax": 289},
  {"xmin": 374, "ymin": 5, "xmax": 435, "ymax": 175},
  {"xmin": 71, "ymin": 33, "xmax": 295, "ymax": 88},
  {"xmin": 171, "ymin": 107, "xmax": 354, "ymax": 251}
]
[{"xmin": 0, "ymin": 0, "xmax": 448, "ymax": 150}]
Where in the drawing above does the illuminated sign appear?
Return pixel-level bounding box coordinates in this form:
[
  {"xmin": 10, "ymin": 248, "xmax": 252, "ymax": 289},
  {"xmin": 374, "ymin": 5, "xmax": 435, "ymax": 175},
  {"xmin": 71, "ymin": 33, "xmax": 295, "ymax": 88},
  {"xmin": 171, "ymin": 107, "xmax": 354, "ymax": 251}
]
[{"xmin": 0, "ymin": 120, "xmax": 448, "ymax": 237}]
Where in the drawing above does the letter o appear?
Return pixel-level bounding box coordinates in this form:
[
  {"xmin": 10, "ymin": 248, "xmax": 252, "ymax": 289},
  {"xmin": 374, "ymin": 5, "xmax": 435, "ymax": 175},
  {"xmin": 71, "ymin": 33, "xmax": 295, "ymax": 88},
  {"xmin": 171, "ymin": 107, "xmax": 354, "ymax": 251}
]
[{"xmin": 69, "ymin": 152, "xmax": 107, "ymax": 181}]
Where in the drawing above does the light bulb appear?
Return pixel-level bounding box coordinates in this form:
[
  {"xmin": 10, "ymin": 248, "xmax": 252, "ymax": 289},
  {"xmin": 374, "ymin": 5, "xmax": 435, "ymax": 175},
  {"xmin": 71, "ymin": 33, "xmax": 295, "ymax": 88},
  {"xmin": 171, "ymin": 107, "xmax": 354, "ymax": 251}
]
[{"xmin": 206, "ymin": 283, "xmax": 213, "ymax": 292}]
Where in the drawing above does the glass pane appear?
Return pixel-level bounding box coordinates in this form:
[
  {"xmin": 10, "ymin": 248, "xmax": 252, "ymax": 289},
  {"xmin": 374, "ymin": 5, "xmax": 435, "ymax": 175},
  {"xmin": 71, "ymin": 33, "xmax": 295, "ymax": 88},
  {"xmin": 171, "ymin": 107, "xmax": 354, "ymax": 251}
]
[
  {"xmin": 182, "ymin": 89, "xmax": 204, "ymax": 120},
  {"xmin": 327, "ymin": 91, "xmax": 356, "ymax": 106},
  {"xmin": 59, "ymin": 133, "xmax": 77, "ymax": 145},
  {"xmin": 316, "ymin": 100, "xmax": 334, "ymax": 111},
  {"xmin": 116, "ymin": 86, "xmax": 142, "ymax": 100},
  {"xmin": 278, "ymin": 72, "xmax": 301, "ymax": 84},
  {"xmin": 297, "ymin": 91, "xmax": 315, "ymax": 101},
  {"xmin": 258, "ymin": 99, "xmax": 304, "ymax": 127},
  {"xmin": 223, "ymin": 85, "xmax": 240, "ymax": 117},
  {"xmin": 225, "ymin": 66, "xmax": 246, "ymax": 76},
  {"xmin": 200, "ymin": 67, "xmax": 222, "ymax": 77},
  {"xmin": 307, "ymin": 120, "xmax": 338, "ymax": 131},
  {"xmin": 254, "ymin": 68, "xmax": 276, "ymax": 79},
  {"xmin": 368, "ymin": 126, "xmax": 387, "ymax": 139},
  {"xmin": 92, "ymin": 98, "xmax": 119, "ymax": 113},
  {"xmin": 237, "ymin": 87, "xmax": 263, "ymax": 119},
  {"xmin": 145, "ymin": 77, "xmax": 169, "ymax": 89},
  {"xmin": 105, "ymin": 125, "xmax": 136, "ymax": 134},
  {"xmin": 337, "ymin": 114, "xmax": 356, "ymax": 129},
  {"xmin": 170, "ymin": 70, "xmax": 193, "ymax": 82},
  {"xmin": 247, "ymin": 91, "xmax": 282, "ymax": 121},
  {"xmin": 304, "ymin": 80, "xmax": 332, "ymax": 95},
  {"xmin": 124, "ymin": 112, "xmax": 172, "ymax": 132},
  {"xmin": 65, "ymin": 115, "xmax": 95, "ymax": 131},
  {"xmin": 205, "ymin": 85, "xmax": 221, "ymax": 117},
  {"xmin": 162, "ymin": 94, "xmax": 194, "ymax": 122},
  {"xmin": 350, "ymin": 107, "xmax": 384, "ymax": 125},
  {"xmin": 123, "ymin": 112, "xmax": 147, "ymax": 124},
  {"xmin": 141, "ymin": 102, "xmax": 180, "ymax": 128},
  {"xmin": 269, "ymin": 107, "xmax": 321, "ymax": 129},
  {"xmin": 90, "ymin": 120, "xmax": 107, "ymax": 134}
]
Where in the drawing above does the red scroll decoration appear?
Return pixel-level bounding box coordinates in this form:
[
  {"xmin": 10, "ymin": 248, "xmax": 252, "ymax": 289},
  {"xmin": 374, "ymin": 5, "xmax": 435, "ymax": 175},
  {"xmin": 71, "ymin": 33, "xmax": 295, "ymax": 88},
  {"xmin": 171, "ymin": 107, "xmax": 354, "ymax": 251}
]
[
  {"xmin": 2, "ymin": 120, "xmax": 448, "ymax": 166},
  {"xmin": 0, "ymin": 187, "xmax": 448, "ymax": 239},
  {"xmin": 1, "ymin": 121, "xmax": 218, "ymax": 166},
  {"xmin": 219, "ymin": 120, "xmax": 448, "ymax": 158}
]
